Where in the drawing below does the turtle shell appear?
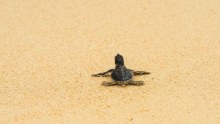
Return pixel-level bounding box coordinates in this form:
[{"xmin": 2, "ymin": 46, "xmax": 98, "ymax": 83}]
[{"xmin": 111, "ymin": 66, "xmax": 133, "ymax": 81}]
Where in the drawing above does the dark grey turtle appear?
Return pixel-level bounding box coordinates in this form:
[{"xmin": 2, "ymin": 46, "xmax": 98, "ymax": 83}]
[{"xmin": 92, "ymin": 54, "xmax": 150, "ymax": 86}]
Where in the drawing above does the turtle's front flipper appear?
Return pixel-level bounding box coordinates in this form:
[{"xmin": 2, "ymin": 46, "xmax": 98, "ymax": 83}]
[
  {"xmin": 92, "ymin": 69, "xmax": 114, "ymax": 77},
  {"xmin": 129, "ymin": 70, "xmax": 150, "ymax": 75},
  {"xmin": 129, "ymin": 81, "xmax": 144, "ymax": 86},
  {"xmin": 102, "ymin": 81, "xmax": 117, "ymax": 86}
]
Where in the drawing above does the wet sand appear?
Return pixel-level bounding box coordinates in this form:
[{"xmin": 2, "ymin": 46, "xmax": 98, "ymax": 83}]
[{"xmin": 0, "ymin": 0, "xmax": 219, "ymax": 123}]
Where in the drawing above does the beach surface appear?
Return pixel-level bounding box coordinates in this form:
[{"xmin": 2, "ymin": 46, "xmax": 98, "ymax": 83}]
[{"xmin": 0, "ymin": 0, "xmax": 219, "ymax": 123}]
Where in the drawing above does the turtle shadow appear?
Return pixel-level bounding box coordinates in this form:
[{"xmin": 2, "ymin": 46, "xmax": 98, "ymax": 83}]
[{"xmin": 101, "ymin": 73, "xmax": 151, "ymax": 77}]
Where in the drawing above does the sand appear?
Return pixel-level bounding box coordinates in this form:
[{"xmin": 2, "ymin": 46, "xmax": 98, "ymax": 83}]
[{"xmin": 0, "ymin": 0, "xmax": 219, "ymax": 123}]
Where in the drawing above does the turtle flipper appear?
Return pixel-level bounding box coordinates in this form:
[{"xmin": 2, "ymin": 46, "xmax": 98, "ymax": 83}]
[
  {"xmin": 92, "ymin": 69, "xmax": 114, "ymax": 77},
  {"xmin": 129, "ymin": 70, "xmax": 150, "ymax": 75},
  {"xmin": 128, "ymin": 81, "xmax": 144, "ymax": 86},
  {"xmin": 102, "ymin": 81, "xmax": 117, "ymax": 86}
]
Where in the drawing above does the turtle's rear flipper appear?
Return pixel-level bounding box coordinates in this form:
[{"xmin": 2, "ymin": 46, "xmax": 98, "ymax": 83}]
[
  {"xmin": 102, "ymin": 81, "xmax": 117, "ymax": 86},
  {"xmin": 92, "ymin": 69, "xmax": 114, "ymax": 77},
  {"xmin": 129, "ymin": 81, "xmax": 144, "ymax": 85}
]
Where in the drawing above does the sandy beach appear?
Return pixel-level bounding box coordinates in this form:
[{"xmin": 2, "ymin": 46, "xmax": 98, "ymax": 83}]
[{"xmin": 0, "ymin": 0, "xmax": 219, "ymax": 123}]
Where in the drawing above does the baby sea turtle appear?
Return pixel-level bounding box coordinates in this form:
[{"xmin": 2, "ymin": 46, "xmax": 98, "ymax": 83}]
[{"xmin": 92, "ymin": 54, "xmax": 150, "ymax": 86}]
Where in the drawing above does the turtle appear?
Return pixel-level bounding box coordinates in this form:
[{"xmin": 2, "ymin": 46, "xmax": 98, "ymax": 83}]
[{"xmin": 92, "ymin": 54, "xmax": 150, "ymax": 86}]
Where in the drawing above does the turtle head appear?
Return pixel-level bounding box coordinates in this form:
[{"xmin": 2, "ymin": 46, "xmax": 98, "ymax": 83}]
[{"xmin": 115, "ymin": 54, "xmax": 124, "ymax": 66}]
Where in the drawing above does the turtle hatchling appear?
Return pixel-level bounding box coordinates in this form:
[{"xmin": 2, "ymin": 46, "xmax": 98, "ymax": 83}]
[{"xmin": 92, "ymin": 54, "xmax": 150, "ymax": 86}]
